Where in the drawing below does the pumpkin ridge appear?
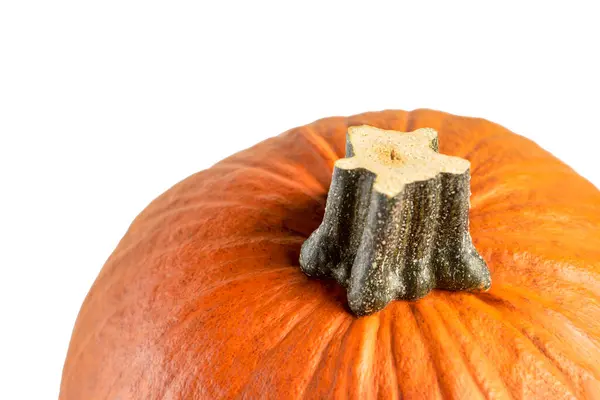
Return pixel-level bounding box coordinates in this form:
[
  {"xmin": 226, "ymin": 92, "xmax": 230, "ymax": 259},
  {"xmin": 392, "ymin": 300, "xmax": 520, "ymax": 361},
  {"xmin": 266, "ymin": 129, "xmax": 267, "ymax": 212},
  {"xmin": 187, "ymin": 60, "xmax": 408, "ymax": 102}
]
[
  {"xmin": 210, "ymin": 163, "xmax": 326, "ymax": 202},
  {"xmin": 325, "ymin": 318, "xmax": 357, "ymax": 399},
  {"xmin": 383, "ymin": 310, "xmax": 401, "ymax": 400},
  {"xmin": 347, "ymin": 110, "xmax": 409, "ymax": 133},
  {"xmin": 432, "ymin": 299, "xmax": 513, "ymax": 398},
  {"xmin": 421, "ymin": 299, "xmax": 490, "ymax": 399},
  {"xmin": 105, "ymin": 234, "xmax": 305, "ymax": 276},
  {"xmin": 303, "ymin": 317, "xmax": 352, "ymax": 396},
  {"xmin": 196, "ymin": 234, "xmax": 305, "ymax": 252},
  {"xmin": 461, "ymin": 131, "xmax": 511, "ymax": 166},
  {"xmin": 478, "ymin": 293, "xmax": 600, "ymax": 386},
  {"xmin": 488, "ymin": 286, "xmax": 600, "ymax": 350},
  {"xmin": 413, "ymin": 301, "xmax": 488, "ymax": 399},
  {"xmin": 151, "ymin": 200, "xmax": 313, "ymax": 238},
  {"xmin": 470, "ymin": 170, "xmax": 598, "ymax": 206},
  {"xmin": 370, "ymin": 315, "xmax": 384, "ymax": 398},
  {"xmin": 470, "ymin": 198, "xmax": 600, "ymax": 220},
  {"xmin": 387, "ymin": 304, "xmax": 440, "ymax": 399},
  {"xmin": 296, "ymin": 314, "xmax": 351, "ymax": 399},
  {"xmin": 342, "ymin": 316, "xmax": 382, "ymax": 398},
  {"xmin": 194, "ymin": 268, "xmax": 302, "ymax": 300},
  {"xmin": 447, "ymin": 293, "xmax": 564, "ymax": 399},
  {"xmin": 134, "ymin": 279, "xmax": 316, "ymax": 399},
  {"xmin": 491, "ymin": 284, "xmax": 600, "ymax": 342},
  {"xmin": 128, "ymin": 171, "xmax": 221, "ymax": 224},
  {"xmin": 132, "ymin": 200, "xmax": 305, "ymax": 232},
  {"xmin": 403, "ymin": 109, "xmax": 421, "ymax": 132},
  {"xmin": 473, "ymin": 157, "xmax": 576, "ymax": 177},
  {"xmin": 409, "ymin": 303, "xmax": 447, "ymax": 398},
  {"xmin": 63, "ymin": 300, "xmax": 131, "ymax": 370},
  {"xmin": 460, "ymin": 295, "xmax": 580, "ymax": 397},
  {"xmin": 302, "ymin": 123, "xmax": 344, "ymax": 162},
  {"xmin": 275, "ymin": 160, "xmax": 330, "ymax": 192},
  {"xmin": 180, "ymin": 279, "xmax": 327, "ymax": 398},
  {"xmin": 213, "ymin": 254, "xmax": 299, "ymax": 269},
  {"xmin": 163, "ymin": 273, "xmax": 298, "ymax": 344},
  {"xmin": 258, "ymin": 159, "xmax": 330, "ymax": 193},
  {"xmin": 234, "ymin": 298, "xmax": 329, "ymax": 397},
  {"xmin": 485, "ymin": 251, "xmax": 600, "ymax": 299},
  {"xmin": 469, "ymin": 148, "xmax": 558, "ymax": 180}
]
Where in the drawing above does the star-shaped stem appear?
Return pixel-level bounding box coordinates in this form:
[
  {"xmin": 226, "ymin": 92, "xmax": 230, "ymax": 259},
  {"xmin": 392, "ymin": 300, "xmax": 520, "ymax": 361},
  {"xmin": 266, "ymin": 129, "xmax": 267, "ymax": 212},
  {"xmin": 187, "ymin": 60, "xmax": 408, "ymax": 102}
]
[{"xmin": 300, "ymin": 125, "xmax": 491, "ymax": 316}]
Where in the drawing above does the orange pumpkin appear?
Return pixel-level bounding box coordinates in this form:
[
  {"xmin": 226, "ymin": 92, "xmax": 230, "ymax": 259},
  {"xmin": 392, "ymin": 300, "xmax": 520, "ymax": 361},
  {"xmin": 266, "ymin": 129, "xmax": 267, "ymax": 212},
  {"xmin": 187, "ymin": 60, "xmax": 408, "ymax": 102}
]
[{"xmin": 60, "ymin": 109, "xmax": 600, "ymax": 399}]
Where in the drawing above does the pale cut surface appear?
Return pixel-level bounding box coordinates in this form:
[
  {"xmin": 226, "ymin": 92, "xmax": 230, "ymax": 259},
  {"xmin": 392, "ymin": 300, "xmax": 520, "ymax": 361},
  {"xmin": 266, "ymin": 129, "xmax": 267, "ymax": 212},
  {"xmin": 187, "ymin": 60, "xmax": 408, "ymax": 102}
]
[{"xmin": 336, "ymin": 125, "xmax": 470, "ymax": 196}]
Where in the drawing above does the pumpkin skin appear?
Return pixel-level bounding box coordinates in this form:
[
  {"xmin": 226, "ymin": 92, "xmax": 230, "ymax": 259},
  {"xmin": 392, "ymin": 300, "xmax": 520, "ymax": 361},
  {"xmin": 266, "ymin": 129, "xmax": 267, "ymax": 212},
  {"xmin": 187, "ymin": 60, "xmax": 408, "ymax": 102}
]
[{"xmin": 60, "ymin": 109, "xmax": 600, "ymax": 399}]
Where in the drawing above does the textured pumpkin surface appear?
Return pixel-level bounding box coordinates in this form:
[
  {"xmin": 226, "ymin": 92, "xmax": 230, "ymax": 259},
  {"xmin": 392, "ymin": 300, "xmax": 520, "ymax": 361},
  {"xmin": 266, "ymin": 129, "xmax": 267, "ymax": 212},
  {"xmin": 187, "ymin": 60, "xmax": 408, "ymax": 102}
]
[{"xmin": 61, "ymin": 109, "xmax": 600, "ymax": 399}]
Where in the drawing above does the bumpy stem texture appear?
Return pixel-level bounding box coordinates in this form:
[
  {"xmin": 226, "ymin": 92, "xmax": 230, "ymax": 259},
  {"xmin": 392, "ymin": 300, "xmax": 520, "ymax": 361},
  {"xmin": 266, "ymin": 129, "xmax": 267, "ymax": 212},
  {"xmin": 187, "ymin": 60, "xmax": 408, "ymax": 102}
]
[{"xmin": 300, "ymin": 127, "xmax": 490, "ymax": 316}]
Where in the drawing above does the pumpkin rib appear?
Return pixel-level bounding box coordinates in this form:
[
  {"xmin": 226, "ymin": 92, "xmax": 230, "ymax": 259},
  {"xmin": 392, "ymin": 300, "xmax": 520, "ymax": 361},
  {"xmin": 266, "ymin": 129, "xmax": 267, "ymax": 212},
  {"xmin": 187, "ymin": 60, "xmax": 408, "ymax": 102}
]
[
  {"xmin": 211, "ymin": 283, "xmax": 333, "ymax": 397},
  {"xmin": 431, "ymin": 300, "xmax": 493, "ymax": 399},
  {"xmin": 252, "ymin": 158, "xmax": 330, "ymax": 194},
  {"xmin": 404, "ymin": 110, "xmax": 422, "ymax": 132},
  {"xmin": 165, "ymin": 201, "xmax": 313, "ymax": 238},
  {"xmin": 187, "ymin": 234, "xmax": 304, "ymax": 254},
  {"xmin": 475, "ymin": 231, "xmax": 600, "ymax": 258},
  {"xmin": 489, "ymin": 285, "xmax": 600, "ymax": 350},
  {"xmin": 383, "ymin": 311, "xmax": 401, "ymax": 400},
  {"xmin": 196, "ymin": 256, "xmax": 300, "ymax": 278},
  {"xmin": 297, "ymin": 315, "xmax": 353, "ymax": 400},
  {"xmin": 101, "ymin": 306, "xmax": 200, "ymax": 399},
  {"xmin": 478, "ymin": 293, "xmax": 600, "ymax": 385},
  {"xmin": 471, "ymin": 185, "xmax": 599, "ymax": 211},
  {"xmin": 134, "ymin": 280, "xmax": 320, "ymax": 399},
  {"xmin": 461, "ymin": 131, "xmax": 511, "ymax": 165},
  {"xmin": 469, "ymin": 168, "xmax": 593, "ymax": 210},
  {"xmin": 166, "ymin": 276, "xmax": 327, "ymax": 398},
  {"xmin": 325, "ymin": 318, "xmax": 358, "ymax": 399},
  {"xmin": 129, "ymin": 200, "xmax": 305, "ymax": 232},
  {"xmin": 271, "ymin": 159, "xmax": 331, "ymax": 193},
  {"xmin": 470, "ymin": 153, "xmax": 564, "ymax": 183},
  {"xmin": 472, "ymin": 158, "xmax": 579, "ymax": 178},
  {"xmin": 308, "ymin": 116, "xmax": 349, "ymax": 157},
  {"xmin": 470, "ymin": 202, "xmax": 600, "ymax": 223},
  {"xmin": 386, "ymin": 303, "xmax": 445, "ymax": 399},
  {"xmin": 461, "ymin": 295, "xmax": 580, "ymax": 397},
  {"xmin": 490, "ymin": 254, "xmax": 600, "ymax": 300},
  {"xmin": 298, "ymin": 123, "xmax": 344, "ymax": 163},
  {"xmin": 130, "ymin": 171, "xmax": 231, "ymax": 224},
  {"xmin": 335, "ymin": 316, "xmax": 382, "ymax": 398},
  {"xmin": 491, "ymin": 283, "xmax": 600, "ymax": 341},
  {"xmin": 349, "ymin": 110, "xmax": 409, "ymax": 133},
  {"xmin": 413, "ymin": 301, "xmax": 488, "ymax": 400},
  {"xmin": 103, "ymin": 232, "xmax": 304, "ymax": 273},
  {"xmin": 209, "ymin": 163, "xmax": 327, "ymax": 202},
  {"xmin": 304, "ymin": 317, "xmax": 354, "ymax": 397},
  {"xmin": 193, "ymin": 268, "xmax": 303, "ymax": 301},
  {"xmin": 409, "ymin": 303, "xmax": 448, "ymax": 399},
  {"xmin": 446, "ymin": 294, "xmax": 570, "ymax": 398},
  {"xmin": 432, "ymin": 299, "xmax": 513, "ymax": 399},
  {"xmin": 302, "ymin": 315, "xmax": 356, "ymax": 399},
  {"xmin": 414, "ymin": 111, "xmax": 491, "ymax": 158},
  {"xmin": 365, "ymin": 315, "xmax": 383, "ymax": 398},
  {"xmin": 63, "ymin": 301, "xmax": 131, "ymax": 371},
  {"xmin": 233, "ymin": 298, "xmax": 330, "ymax": 397}
]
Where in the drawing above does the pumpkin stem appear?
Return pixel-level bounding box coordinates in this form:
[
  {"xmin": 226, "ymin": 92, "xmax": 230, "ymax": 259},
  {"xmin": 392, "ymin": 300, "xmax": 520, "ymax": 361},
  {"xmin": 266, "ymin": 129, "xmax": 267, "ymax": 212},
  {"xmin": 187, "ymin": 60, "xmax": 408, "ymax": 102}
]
[{"xmin": 299, "ymin": 125, "xmax": 491, "ymax": 316}]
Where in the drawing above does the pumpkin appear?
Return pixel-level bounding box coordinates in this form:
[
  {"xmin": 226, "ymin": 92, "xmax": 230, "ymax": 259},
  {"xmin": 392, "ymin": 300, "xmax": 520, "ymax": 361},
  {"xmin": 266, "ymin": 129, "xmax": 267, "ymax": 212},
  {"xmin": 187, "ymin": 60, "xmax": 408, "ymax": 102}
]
[{"xmin": 60, "ymin": 109, "xmax": 600, "ymax": 399}]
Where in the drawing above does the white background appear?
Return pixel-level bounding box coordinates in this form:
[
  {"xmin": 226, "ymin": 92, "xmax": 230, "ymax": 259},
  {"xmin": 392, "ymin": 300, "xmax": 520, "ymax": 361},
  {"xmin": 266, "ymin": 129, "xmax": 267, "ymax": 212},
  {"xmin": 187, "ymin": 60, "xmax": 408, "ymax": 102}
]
[{"xmin": 1, "ymin": 1, "xmax": 599, "ymax": 398}]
